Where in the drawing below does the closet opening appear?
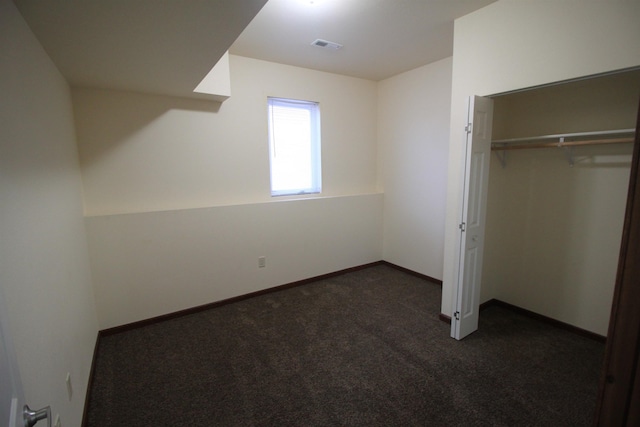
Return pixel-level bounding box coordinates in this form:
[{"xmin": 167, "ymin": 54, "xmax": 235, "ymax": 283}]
[{"xmin": 481, "ymin": 67, "xmax": 640, "ymax": 338}]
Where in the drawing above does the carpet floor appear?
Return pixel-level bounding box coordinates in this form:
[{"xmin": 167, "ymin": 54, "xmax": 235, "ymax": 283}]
[{"xmin": 85, "ymin": 264, "xmax": 604, "ymax": 426}]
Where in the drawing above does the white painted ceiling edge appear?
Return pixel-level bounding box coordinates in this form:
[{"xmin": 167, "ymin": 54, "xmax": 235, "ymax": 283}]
[
  {"xmin": 13, "ymin": 0, "xmax": 268, "ymax": 99},
  {"xmin": 231, "ymin": 0, "xmax": 496, "ymax": 82},
  {"xmin": 14, "ymin": 0, "xmax": 496, "ymax": 99}
]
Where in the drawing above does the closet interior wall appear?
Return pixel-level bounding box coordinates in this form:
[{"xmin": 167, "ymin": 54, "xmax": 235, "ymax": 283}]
[{"xmin": 482, "ymin": 69, "xmax": 640, "ymax": 336}]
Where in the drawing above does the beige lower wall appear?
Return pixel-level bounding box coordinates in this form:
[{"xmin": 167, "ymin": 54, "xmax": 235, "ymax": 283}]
[{"xmin": 86, "ymin": 194, "xmax": 383, "ymax": 330}]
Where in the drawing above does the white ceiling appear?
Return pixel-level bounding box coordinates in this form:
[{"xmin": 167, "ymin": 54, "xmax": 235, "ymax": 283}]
[
  {"xmin": 231, "ymin": 0, "xmax": 496, "ymax": 81},
  {"xmin": 14, "ymin": 0, "xmax": 496, "ymax": 98}
]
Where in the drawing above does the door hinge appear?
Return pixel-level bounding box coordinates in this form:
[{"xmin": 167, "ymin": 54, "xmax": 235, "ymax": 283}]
[
  {"xmin": 465, "ymin": 123, "xmax": 472, "ymax": 134},
  {"xmin": 459, "ymin": 222, "xmax": 466, "ymax": 232},
  {"xmin": 454, "ymin": 311, "xmax": 460, "ymax": 320}
]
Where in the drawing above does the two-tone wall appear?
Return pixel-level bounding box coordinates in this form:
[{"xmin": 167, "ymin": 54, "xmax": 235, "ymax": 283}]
[
  {"xmin": 77, "ymin": 53, "xmax": 457, "ymax": 331},
  {"xmin": 74, "ymin": 56, "xmax": 386, "ymax": 330}
]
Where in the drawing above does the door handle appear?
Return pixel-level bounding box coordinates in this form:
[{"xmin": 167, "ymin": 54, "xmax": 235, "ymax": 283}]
[{"xmin": 23, "ymin": 404, "xmax": 51, "ymax": 427}]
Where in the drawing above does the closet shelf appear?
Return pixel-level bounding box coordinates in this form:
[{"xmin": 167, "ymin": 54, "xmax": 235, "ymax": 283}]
[{"xmin": 491, "ymin": 129, "xmax": 635, "ymax": 167}]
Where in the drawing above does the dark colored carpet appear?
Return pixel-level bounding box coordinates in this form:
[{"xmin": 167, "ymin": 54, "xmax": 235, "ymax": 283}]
[{"xmin": 85, "ymin": 265, "xmax": 604, "ymax": 426}]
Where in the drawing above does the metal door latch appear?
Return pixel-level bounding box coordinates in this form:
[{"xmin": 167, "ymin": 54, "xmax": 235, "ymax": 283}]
[{"xmin": 23, "ymin": 404, "xmax": 51, "ymax": 427}]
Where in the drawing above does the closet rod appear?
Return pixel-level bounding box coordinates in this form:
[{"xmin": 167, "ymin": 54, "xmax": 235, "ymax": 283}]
[
  {"xmin": 491, "ymin": 137, "xmax": 634, "ymax": 151},
  {"xmin": 492, "ymin": 128, "xmax": 635, "ymax": 145},
  {"xmin": 491, "ymin": 129, "xmax": 636, "ymax": 167}
]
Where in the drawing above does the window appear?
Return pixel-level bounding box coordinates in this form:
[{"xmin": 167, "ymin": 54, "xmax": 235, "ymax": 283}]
[{"xmin": 267, "ymin": 97, "xmax": 321, "ymax": 196}]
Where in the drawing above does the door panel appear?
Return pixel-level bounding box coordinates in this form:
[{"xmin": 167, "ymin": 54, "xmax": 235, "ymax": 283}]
[
  {"xmin": 0, "ymin": 287, "xmax": 24, "ymax": 427},
  {"xmin": 468, "ymin": 152, "xmax": 486, "ymax": 228},
  {"xmin": 452, "ymin": 95, "xmax": 494, "ymax": 340},
  {"xmin": 462, "ymin": 246, "xmax": 478, "ymax": 318}
]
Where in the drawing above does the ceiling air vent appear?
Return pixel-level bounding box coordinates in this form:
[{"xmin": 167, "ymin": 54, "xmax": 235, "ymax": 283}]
[{"xmin": 311, "ymin": 39, "xmax": 343, "ymax": 50}]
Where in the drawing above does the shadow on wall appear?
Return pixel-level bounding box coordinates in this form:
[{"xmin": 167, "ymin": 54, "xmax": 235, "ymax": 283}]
[{"xmin": 71, "ymin": 88, "xmax": 222, "ymax": 169}]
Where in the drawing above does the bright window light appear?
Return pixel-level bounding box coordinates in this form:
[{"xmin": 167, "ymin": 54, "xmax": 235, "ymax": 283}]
[{"xmin": 268, "ymin": 97, "xmax": 321, "ymax": 196}]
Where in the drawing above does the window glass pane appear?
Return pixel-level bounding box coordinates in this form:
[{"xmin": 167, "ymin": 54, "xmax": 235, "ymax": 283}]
[{"xmin": 268, "ymin": 98, "xmax": 321, "ymax": 196}]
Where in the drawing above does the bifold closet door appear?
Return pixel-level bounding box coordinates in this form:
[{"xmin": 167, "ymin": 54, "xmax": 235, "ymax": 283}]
[{"xmin": 452, "ymin": 95, "xmax": 494, "ymax": 340}]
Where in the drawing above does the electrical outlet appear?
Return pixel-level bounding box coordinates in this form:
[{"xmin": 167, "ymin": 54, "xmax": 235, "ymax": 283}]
[
  {"xmin": 65, "ymin": 373, "xmax": 72, "ymax": 401},
  {"xmin": 54, "ymin": 414, "xmax": 61, "ymax": 427},
  {"xmin": 258, "ymin": 256, "xmax": 266, "ymax": 268}
]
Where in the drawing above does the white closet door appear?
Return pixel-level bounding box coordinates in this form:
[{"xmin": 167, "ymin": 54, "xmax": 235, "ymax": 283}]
[
  {"xmin": 451, "ymin": 95, "xmax": 494, "ymax": 340},
  {"xmin": 0, "ymin": 287, "xmax": 25, "ymax": 427}
]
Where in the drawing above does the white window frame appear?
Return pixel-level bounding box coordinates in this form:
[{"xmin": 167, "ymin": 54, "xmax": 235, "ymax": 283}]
[{"xmin": 267, "ymin": 97, "xmax": 322, "ymax": 197}]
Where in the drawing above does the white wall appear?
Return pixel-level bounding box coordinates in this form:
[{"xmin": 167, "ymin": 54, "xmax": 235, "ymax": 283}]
[
  {"xmin": 74, "ymin": 56, "xmax": 383, "ymax": 329},
  {"xmin": 378, "ymin": 57, "xmax": 452, "ymax": 280},
  {"xmin": 74, "ymin": 55, "xmax": 378, "ymax": 215},
  {"xmin": 442, "ymin": 0, "xmax": 640, "ymax": 317},
  {"xmin": 0, "ymin": 0, "xmax": 99, "ymax": 425}
]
